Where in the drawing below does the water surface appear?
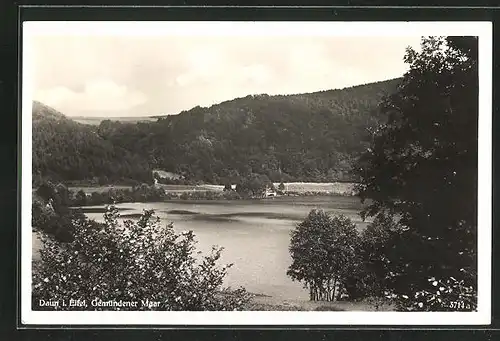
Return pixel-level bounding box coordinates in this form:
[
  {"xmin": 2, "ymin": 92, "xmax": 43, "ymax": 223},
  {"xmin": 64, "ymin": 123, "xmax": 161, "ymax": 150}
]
[{"xmin": 82, "ymin": 196, "xmax": 367, "ymax": 300}]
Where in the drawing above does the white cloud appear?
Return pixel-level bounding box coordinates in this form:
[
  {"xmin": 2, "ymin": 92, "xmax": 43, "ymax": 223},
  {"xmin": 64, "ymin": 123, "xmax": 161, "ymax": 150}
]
[
  {"xmin": 34, "ymin": 79, "xmax": 148, "ymax": 114},
  {"xmin": 31, "ymin": 34, "xmax": 422, "ymax": 117}
]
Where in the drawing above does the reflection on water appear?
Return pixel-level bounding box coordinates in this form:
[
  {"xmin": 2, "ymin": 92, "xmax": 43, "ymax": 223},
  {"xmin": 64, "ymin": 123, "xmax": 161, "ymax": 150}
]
[{"xmin": 82, "ymin": 196, "xmax": 368, "ymax": 300}]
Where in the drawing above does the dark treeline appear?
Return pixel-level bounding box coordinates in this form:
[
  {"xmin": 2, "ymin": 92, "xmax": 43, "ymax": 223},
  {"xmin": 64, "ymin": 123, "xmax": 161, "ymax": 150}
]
[
  {"xmin": 355, "ymin": 36, "xmax": 478, "ymax": 311},
  {"xmin": 33, "ymin": 79, "xmax": 400, "ymax": 185}
]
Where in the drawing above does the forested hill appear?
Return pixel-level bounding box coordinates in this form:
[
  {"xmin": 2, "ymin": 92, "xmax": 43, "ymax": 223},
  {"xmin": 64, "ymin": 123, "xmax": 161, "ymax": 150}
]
[
  {"xmin": 32, "ymin": 101, "xmax": 152, "ymax": 185},
  {"xmin": 98, "ymin": 78, "xmax": 401, "ymax": 183},
  {"xmin": 33, "ymin": 78, "xmax": 401, "ymax": 185}
]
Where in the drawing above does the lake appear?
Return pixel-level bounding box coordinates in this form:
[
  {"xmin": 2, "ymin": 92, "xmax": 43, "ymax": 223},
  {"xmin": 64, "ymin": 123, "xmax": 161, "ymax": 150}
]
[{"xmin": 80, "ymin": 196, "xmax": 368, "ymax": 300}]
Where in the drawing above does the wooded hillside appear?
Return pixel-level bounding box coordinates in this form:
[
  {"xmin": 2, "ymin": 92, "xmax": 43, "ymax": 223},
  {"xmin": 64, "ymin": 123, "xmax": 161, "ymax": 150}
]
[{"xmin": 33, "ymin": 78, "xmax": 401, "ymax": 184}]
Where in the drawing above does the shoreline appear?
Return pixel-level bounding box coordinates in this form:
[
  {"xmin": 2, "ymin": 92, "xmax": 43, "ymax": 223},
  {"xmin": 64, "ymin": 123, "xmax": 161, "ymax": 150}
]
[{"xmin": 70, "ymin": 192, "xmax": 362, "ymax": 210}]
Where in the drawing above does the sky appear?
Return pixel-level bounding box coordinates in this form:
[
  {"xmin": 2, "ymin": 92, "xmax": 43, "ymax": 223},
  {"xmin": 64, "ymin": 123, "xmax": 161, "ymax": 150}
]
[{"xmin": 29, "ymin": 24, "xmax": 422, "ymax": 117}]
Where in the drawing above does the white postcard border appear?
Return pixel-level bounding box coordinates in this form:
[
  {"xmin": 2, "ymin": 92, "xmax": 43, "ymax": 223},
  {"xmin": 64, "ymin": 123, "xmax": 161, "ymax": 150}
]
[{"xmin": 21, "ymin": 20, "xmax": 493, "ymax": 326}]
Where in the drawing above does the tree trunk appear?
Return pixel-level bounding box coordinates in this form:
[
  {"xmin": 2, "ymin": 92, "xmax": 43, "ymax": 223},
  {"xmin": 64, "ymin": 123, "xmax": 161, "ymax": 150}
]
[
  {"xmin": 336, "ymin": 282, "xmax": 342, "ymax": 301},
  {"xmin": 332, "ymin": 277, "xmax": 337, "ymax": 301},
  {"xmin": 328, "ymin": 279, "xmax": 334, "ymax": 302}
]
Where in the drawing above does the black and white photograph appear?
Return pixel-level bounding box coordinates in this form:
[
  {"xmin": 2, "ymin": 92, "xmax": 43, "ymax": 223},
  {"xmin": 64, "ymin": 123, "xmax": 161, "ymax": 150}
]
[{"xmin": 21, "ymin": 21, "xmax": 492, "ymax": 325}]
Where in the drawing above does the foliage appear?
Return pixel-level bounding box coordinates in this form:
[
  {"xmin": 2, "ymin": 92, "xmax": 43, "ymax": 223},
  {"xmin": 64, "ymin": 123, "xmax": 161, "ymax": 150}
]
[
  {"xmin": 32, "ymin": 206, "xmax": 251, "ymax": 311},
  {"xmin": 287, "ymin": 210, "xmax": 360, "ymax": 301},
  {"xmin": 178, "ymin": 190, "xmax": 242, "ymax": 201},
  {"xmin": 355, "ymin": 36, "xmax": 478, "ymax": 311},
  {"xmin": 394, "ymin": 270, "xmax": 477, "ymax": 311}
]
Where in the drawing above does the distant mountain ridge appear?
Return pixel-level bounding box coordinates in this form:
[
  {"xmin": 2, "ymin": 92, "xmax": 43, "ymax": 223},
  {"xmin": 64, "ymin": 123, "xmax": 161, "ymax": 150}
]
[
  {"xmin": 71, "ymin": 116, "xmax": 161, "ymax": 126},
  {"xmin": 33, "ymin": 78, "xmax": 401, "ymax": 184}
]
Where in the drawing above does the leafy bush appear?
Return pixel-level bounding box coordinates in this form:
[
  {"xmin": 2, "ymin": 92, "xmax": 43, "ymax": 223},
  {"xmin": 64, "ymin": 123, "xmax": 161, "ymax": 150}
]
[
  {"xmin": 394, "ymin": 271, "xmax": 477, "ymax": 312},
  {"xmin": 287, "ymin": 210, "xmax": 360, "ymax": 301},
  {"xmin": 32, "ymin": 206, "xmax": 250, "ymax": 311}
]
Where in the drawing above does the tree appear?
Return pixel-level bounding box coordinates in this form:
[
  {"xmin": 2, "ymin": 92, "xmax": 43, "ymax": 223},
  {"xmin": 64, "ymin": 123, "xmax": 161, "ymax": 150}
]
[
  {"xmin": 36, "ymin": 181, "xmax": 56, "ymax": 201},
  {"xmin": 342, "ymin": 212, "xmax": 399, "ymax": 305},
  {"xmin": 98, "ymin": 175, "xmax": 109, "ymax": 186},
  {"xmin": 277, "ymin": 182, "xmax": 285, "ymax": 194},
  {"xmin": 236, "ymin": 173, "xmax": 272, "ymax": 197},
  {"xmin": 32, "ymin": 206, "xmax": 250, "ymax": 311},
  {"xmin": 287, "ymin": 210, "xmax": 360, "ymax": 301},
  {"xmin": 53, "ymin": 183, "xmax": 72, "ymax": 213},
  {"xmin": 355, "ymin": 36, "xmax": 478, "ymax": 311}
]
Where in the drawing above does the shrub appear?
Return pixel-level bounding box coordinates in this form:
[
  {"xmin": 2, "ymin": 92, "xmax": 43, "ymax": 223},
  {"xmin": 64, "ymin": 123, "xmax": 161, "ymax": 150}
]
[{"xmin": 32, "ymin": 206, "xmax": 250, "ymax": 311}]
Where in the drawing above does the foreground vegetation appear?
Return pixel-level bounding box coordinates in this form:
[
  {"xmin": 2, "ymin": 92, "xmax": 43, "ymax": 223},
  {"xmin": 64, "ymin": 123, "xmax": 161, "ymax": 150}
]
[
  {"xmin": 286, "ymin": 36, "xmax": 478, "ymax": 311},
  {"xmin": 32, "ymin": 204, "xmax": 250, "ymax": 311}
]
